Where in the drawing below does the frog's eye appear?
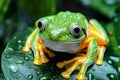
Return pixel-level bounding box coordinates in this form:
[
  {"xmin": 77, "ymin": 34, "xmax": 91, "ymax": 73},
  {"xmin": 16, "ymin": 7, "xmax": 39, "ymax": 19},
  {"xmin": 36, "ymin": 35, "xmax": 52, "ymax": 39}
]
[
  {"xmin": 37, "ymin": 20, "xmax": 46, "ymax": 31},
  {"xmin": 70, "ymin": 23, "xmax": 81, "ymax": 37}
]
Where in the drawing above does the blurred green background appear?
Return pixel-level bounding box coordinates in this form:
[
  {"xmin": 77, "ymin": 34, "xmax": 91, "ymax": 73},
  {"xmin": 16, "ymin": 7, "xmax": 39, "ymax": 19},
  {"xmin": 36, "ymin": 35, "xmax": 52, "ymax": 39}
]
[{"xmin": 0, "ymin": 0, "xmax": 120, "ymax": 80}]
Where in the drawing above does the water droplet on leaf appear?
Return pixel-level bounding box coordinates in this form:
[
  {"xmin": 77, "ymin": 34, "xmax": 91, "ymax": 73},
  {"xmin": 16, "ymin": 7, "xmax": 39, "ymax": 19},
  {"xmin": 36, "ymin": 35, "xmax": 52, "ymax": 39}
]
[
  {"xmin": 27, "ymin": 74, "xmax": 33, "ymax": 79},
  {"xmin": 17, "ymin": 40, "xmax": 21, "ymax": 43},
  {"xmin": 88, "ymin": 73, "xmax": 95, "ymax": 80},
  {"xmin": 40, "ymin": 76, "xmax": 48, "ymax": 80},
  {"xmin": 6, "ymin": 55, "xmax": 10, "ymax": 58},
  {"xmin": 9, "ymin": 64, "xmax": 18, "ymax": 72},
  {"xmin": 107, "ymin": 60, "xmax": 113, "ymax": 65},
  {"xmin": 16, "ymin": 60, "xmax": 24, "ymax": 64},
  {"xmin": 107, "ymin": 73, "xmax": 117, "ymax": 80},
  {"xmin": 36, "ymin": 71, "xmax": 40, "ymax": 75},
  {"xmin": 24, "ymin": 56, "xmax": 29, "ymax": 61}
]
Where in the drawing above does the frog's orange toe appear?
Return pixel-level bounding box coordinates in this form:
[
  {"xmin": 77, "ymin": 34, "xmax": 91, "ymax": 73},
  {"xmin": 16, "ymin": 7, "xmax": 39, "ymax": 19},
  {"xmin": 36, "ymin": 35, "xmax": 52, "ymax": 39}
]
[
  {"xmin": 56, "ymin": 62, "xmax": 65, "ymax": 69},
  {"xmin": 22, "ymin": 46, "xmax": 30, "ymax": 52},
  {"xmin": 61, "ymin": 71, "xmax": 70, "ymax": 79},
  {"xmin": 95, "ymin": 59, "xmax": 103, "ymax": 66},
  {"xmin": 33, "ymin": 58, "xmax": 42, "ymax": 65},
  {"xmin": 76, "ymin": 73, "xmax": 84, "ymax": 80},
  {"xmin": 42, "ymin": 58, "xmax": 49, "ymax": 63}
]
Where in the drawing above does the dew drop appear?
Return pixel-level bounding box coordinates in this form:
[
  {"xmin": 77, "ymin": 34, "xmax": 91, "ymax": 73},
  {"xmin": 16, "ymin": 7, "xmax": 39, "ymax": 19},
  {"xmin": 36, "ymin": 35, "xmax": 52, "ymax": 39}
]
[
  {"xmin": 18, "ymin": 45, "xmax": 22, "ymax": 49},
  {"xmin": 107, "ymin": 73, "xmax": 117, "ymax": 80},
  {"xmin": 107, "ymin": 60, "xmax": 113, "ymax": 65},
  {"xmin": 40, "ymin": 76, "xmax": 48, "ymax": 80},
  {"xmin": 8, "ymin": 47, "xmax": 13, "ymax": 51},
  {"xmin": 27, "ymin": 74, "xmax": 33, "ymax": 79},
  {"xmin": 88, "ymin": 73, "xmax": 95, "ymax": 80},
  {"xmin": 24, "ymin": 56, "xmax": 29, "ymax": 61},
  {"xmin": 16, "ymin": 60, "xmax": 24, "ymax": 64},
  {"xmin": 36, "ymin": 71, "xmax": 40, "ymax": 75},
  {"xmin": 17, "ymin": 40, "xmax": 21, "ymax": 43},
  {"xmin": 6, "ymin": 55, "xmax": 10, "ymax": 58},
  {"xmin": 9, "ymin": 64, "xmax": 18, "ymax": 72}
]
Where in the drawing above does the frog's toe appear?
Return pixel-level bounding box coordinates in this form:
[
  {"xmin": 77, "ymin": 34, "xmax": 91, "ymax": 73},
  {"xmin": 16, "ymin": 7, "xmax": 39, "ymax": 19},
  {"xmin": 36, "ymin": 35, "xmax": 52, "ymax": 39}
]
[
  {"xmin": 61, "ymin": 71, "xmax": 70, "ymax": 79},
  {"xmin": 95, "ymin": 57, "xmax": 103, "ymax": 66},
  {"xmin": 22, "ymin": 46, "xmax": 30, "ymax": 52},
  {"xmin": 56, "ymin": 62, "xmax": 65, "ymax": 69},
  {"xmin": 76, "ymin": 73, "xmax": 84, "ymax": 80},
  {"xmin": 33, "ymin": 58, "xmax": 42, "ymax": 65},
  {"xmin": 42, "ymin": 57, "xmax": 49, "ymax": 63}
]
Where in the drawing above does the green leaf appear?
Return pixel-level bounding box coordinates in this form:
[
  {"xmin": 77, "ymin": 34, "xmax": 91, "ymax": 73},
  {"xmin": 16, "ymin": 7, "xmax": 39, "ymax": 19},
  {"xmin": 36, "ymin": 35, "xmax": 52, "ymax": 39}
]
[{"xmin": 1, "ymin": 27, "xmax": 119, "ymax": 80}]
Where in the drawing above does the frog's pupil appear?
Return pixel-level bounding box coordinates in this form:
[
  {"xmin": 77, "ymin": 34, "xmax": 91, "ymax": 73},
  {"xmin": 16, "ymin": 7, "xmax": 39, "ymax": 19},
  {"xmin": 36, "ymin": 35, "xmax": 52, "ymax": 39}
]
[
  {"xmin": 74, "ymin": 27, "xmax": 80, "ymax": 33},
  {"xmin": 38, "ymin": 21, "xmax": 42, "ymax": 28}
]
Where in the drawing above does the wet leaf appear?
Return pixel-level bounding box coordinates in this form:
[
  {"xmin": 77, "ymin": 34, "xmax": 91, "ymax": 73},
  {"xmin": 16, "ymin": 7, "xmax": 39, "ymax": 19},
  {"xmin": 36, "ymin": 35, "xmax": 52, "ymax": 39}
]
[{"xmin": 1, "ymin": 27, "xmax": 119, "ymax": 80}]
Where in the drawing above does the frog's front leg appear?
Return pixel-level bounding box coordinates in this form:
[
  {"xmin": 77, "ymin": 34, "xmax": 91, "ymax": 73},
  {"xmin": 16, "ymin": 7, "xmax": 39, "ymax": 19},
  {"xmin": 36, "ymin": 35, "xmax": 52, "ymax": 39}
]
[
  {"xmin": 23, "ymin": 28, "xmax": 55, "ymax": 65},
  {"xmin": 57, "ymin": 38, "xmax": 98, "ymax": 80}
]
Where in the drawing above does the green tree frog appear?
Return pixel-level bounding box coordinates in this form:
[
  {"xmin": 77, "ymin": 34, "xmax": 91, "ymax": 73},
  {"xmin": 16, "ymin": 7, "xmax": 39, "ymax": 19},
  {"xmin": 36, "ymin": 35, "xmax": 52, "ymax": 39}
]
[{"xmin": 22, "ymin": 11, "xmax": 109, "ymax": 80}]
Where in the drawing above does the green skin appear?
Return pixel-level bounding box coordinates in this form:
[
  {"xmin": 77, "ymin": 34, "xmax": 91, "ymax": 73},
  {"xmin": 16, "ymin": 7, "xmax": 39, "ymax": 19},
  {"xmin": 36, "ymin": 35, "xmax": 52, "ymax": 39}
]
[
  {"xmin": 24, "ymin": 11, "xmax": 109, "ymax": 79},
  {"xmin": 35, "ymin": 11, "xmax": 88, "ymax": 41}
]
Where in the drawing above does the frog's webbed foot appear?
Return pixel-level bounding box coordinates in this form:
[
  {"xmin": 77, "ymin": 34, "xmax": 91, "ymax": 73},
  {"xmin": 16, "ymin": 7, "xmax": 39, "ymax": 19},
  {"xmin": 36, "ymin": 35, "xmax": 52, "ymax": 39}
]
[{"xmin": 57, "ymin": 55, "xmax": 87, "ymax": 79}]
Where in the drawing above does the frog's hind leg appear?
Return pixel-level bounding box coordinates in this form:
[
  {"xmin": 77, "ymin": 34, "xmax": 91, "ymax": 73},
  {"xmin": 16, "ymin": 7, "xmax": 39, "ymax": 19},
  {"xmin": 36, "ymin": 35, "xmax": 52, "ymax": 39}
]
[
  {"xmin": 76, "ymin": 38, "xmax": 98, "ymax": 80},
  {"xmin": 57, "ymin": 55, "xmax": 87, "ymax": 79}
]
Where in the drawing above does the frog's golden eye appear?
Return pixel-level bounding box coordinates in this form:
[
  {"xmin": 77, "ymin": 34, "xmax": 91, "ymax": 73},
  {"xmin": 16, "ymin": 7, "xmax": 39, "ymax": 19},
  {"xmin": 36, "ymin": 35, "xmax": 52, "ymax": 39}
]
[
  {"xmin": 70, "ymin": 23, "xmax": 81, "ymax": 37},
  {"xmin": 37, "ymin": 20, "xmax": 46, "ymax": 31}
]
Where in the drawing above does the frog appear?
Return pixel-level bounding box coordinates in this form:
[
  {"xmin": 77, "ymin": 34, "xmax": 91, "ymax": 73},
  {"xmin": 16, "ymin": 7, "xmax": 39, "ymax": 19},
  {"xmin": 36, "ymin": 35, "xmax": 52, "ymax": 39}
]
[{"xmin": 22, "ymin": 11, "xmax": 109, "ymax": 80}]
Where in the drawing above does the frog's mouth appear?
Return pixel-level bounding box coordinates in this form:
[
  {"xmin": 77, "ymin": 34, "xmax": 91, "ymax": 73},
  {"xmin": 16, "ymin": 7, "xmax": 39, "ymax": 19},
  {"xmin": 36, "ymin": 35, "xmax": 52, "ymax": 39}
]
[{"xmin": 41, "ymin": 37, "xmax": 85, "ymax": 53}]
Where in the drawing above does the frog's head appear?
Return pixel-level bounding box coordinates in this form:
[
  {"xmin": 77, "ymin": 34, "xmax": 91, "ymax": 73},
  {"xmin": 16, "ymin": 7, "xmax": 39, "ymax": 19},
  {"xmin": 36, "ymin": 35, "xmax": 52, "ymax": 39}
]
[{"xmin": 35, "ymin": 11, "xmax": 89, "ymax": 42}]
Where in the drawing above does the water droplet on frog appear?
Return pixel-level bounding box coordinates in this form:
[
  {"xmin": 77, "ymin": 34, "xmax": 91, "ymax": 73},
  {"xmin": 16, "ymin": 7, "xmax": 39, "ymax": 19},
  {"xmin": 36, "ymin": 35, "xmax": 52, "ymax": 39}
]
[
  {"xmin": 16, "ymin": 60, "xmax": 24, "ymax": 64},
  {"xmin": 17, "ymin": 40, "xmax": 21, "ymax": 43},
  {"xmin": 104, "ymin": 0, "xmax": 116, "ymax": 5},
  {"xmin": 40, "ymin": 76, "xmax": 48, "ymax": 80},
  {"xmin": 9, "ymin": 64, "xmax": 18, "ymax": 72},
  {"xmin": 24, "ymin": 56, "xmax": 29, "ymax": 61},
  {"xmin": 6, "ymin": 55, "xmax": 10, "ymax": 58},
  {"xmin": 8, "ymin": 47, "xmax": 13, "ymax": 51},
  {"xmin": 27, "ymin": 74, "xmax": 33, "ymax": 79},
  {"xmin": 107, "ymin": 73, "xmax": 117, "ymax": 80}
]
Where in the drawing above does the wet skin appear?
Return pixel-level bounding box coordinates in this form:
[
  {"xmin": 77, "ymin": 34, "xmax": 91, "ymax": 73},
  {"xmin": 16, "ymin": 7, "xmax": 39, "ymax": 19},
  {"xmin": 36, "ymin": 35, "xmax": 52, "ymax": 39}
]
[{"xmin": 22, "ymin": 11, "xmax": 109, "ymax": 80}]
